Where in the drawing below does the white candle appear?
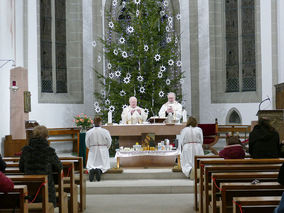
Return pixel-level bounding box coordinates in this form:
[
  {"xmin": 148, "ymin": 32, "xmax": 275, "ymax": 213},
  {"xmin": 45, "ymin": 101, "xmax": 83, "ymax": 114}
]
[
  {"xmin": 108, "ymin": 111, "xmax": 112, "ymax": 124},
  {"xmin": 182, "ymin": 110, "xmax": 187, "ymax": 123}
]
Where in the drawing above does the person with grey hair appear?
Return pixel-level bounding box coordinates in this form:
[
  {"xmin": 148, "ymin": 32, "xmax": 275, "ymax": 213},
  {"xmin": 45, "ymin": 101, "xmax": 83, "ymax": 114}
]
[
  {"xmin": 121, "ymin": 96, "xmax": 147, "ymax": 124},
  {"xmin": 159, "ymin": 92, "xmax": 182, "ymax": 120}
]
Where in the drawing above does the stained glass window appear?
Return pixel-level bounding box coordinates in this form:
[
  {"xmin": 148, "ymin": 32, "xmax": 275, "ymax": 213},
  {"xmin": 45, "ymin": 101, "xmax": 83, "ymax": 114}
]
[{"xmin": 225, "ymin": 0, "xmax": 256, "ymax": 92}]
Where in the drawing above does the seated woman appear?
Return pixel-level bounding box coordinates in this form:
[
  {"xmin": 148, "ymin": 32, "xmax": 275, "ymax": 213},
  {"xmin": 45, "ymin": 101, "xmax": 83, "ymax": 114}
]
[
  {"xmin": 249, "ymin": 117, "xmax": 280, "ymax": 159},
  {"xmin": 19, "ymin": 125, "xmax": 62, "ymax": 207},
  {"xmin": 179, "ymin": 116, "xmax": 204, "ymax": 177},
  {"xmin": 219, "ymin": 133, "xmax": 245, "ymax": 159},
  {"xmin": 0, "ymin": 171, "xmax": 14, "ymax": 192}
]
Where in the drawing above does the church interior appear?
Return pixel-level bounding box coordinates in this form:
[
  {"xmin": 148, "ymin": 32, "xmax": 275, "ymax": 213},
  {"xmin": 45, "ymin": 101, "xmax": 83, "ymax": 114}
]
[{"xmin": 1, "ymin": 0, "xmax": 284, "ymax": 212}]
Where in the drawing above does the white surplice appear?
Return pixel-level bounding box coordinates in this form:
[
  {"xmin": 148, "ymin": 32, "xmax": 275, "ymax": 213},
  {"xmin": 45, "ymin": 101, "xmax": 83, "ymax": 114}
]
[
  {"xmin": 85, "ymin": 127, "xmax": 112, "ymax": 173},
  {"xmin": 158, "ymin": 101, "xmax": 182, "ymax": 120},
  {"xmin": 179, "ymin": 126, "xmax": 204, "ymax": 177},
  {"xmin": 121, "ymin": 106, "xmax": 147, "ymax": 124}
]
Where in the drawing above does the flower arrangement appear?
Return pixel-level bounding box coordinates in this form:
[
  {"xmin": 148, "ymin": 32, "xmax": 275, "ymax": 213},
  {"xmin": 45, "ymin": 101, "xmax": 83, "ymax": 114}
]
[{"xmin": 74, "ymin": 113, "xmax": 93, "ymax": 130}]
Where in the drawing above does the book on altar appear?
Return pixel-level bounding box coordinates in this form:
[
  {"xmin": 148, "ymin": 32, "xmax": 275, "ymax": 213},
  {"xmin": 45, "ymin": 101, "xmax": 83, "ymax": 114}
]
[{"xmin": 141, "ymin": 133, "xmax": 155, "ymax": 147}]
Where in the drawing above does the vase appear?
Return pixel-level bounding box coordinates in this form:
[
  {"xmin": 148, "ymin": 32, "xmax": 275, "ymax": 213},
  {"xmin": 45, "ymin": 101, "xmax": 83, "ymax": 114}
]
[{"xmin": 80, "ymin": 127, "xmax": 88, "ymax": 133}]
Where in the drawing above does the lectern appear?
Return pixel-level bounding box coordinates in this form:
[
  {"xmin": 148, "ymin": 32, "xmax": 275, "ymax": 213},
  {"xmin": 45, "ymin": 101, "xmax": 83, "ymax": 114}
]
[
  {"xmin": 275, "ymin": 83, "xmax": 284, "ymax": 109},
  {"xmin": 257, "ymin": 110, "xmax": 284, "ymax": 141}
]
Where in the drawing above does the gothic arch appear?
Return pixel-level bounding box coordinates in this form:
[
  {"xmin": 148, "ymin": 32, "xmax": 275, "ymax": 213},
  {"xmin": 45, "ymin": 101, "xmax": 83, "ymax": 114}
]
[{"xmin": 226, "ymin": 108, "xmax": 242, "ymax": 124}]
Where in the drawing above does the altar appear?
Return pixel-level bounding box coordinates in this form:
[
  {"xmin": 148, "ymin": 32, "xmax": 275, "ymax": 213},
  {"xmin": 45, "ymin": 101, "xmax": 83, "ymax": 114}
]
[
  {"xmin": 102, "ymin": 123, "xmax": 185, "ymax": 167},
  {"xmin": 103, "ymin": 123, "xmax": 185, "ymax": 147}
]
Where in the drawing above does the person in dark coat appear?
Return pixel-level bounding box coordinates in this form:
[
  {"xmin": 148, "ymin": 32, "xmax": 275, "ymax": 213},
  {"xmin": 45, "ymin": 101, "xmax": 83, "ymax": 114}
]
[
  {"xmin": 249, "ymin": 117, "xmax": 280, "ymax": 159},
  {"xmin": 219, "ymin": 134, "xmax": 245, "ymax": 159},
  {"xmin": 19, "ymin": 125, "xmax": 62, "ymax": 207},
  {"xmin": 0, "ymin": 154, "xmax": 6, "ymax": 172}
]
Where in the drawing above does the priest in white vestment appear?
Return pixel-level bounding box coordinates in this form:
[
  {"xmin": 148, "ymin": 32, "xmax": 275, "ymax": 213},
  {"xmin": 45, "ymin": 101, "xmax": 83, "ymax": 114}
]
[
  {"xmin": 85, "ymin": 117, "xmax": 112, "ymax": 181},
  {"xmin": 121, "ymin": 96, "xmax": 147, "ymax": 124},
  {"xmin": 179, "ymin": 116, "xmax": 204, "ymax": 177},
  {"xmin": 159, "ymin": 92, "xmax": 182, "ymax": 121}
]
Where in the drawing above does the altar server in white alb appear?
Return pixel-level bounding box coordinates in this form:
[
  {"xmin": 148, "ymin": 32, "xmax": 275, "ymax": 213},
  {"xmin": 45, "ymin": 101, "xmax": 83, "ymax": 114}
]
[
  {"xmin": 121, "ymin": 96, "xmax": 147, "ymax": 124},
  {"xmin": 159, "ymin": 92, "xmax": 182, "ymax": 120},
  {"xmin": 85, "ymin": 117, "xmax": 112, "ymax": 182},
  {"xmin": 179, "ymin": 116, "xmax": 204, "ymax": 177}
]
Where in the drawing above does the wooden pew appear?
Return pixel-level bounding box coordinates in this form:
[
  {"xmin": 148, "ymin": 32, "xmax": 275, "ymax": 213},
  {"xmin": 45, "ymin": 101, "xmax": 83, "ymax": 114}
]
[
  {"xmin": 211, "ymin": 171, "xmax": 279, "ymax": 213},
  {"xmin": 61, "ymin": 161, "xmax": 78, "ymax": 213},
  {"xmin": 194, "ymin": 155, "xmax": 221, "ymax": 210},
  {"xmin": 232, "ymin": 196, "xmax": 281, "ymax": 213},
  {"xmin": 6, "ymin": 175, "xmax": 52, "ymax": 213},
  {"xmin": 198, "ymin": 158, "xmax": 284, "ymax": 213},
  {"xmin": 220, "ymin": 182, "xmax": 284, "ymax": 213},
  {"xmin": 3, "ymin": 164, "xmax": 67, "ymax": 213},
  {"xmin": 0, "ymin": 185, "xmax": 28, "ymax": 213},
  {"xmin": 4, "ymin": 156, "xmax": 84, "ymax": 212},
  {"xmin": 60, "ymin": 157, "xmax": 86, "ymax": 212}
]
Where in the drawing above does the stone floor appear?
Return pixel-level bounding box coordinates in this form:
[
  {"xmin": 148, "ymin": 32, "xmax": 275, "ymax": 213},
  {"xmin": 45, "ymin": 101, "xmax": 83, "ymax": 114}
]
[{"xmin": 84, "ymin": 193, "xmax": 195, "ymax": 213}]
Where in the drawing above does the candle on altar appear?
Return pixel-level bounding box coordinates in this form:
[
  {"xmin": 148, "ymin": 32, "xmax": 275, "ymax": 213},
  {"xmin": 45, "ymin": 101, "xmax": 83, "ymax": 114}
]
[
  {"xmin": 182, "ymin": 110, "xmax": 187, "ymax": 123},
  {"xmin": 108, "ymin": 111, "xmax": 112, "ymax": 124}
]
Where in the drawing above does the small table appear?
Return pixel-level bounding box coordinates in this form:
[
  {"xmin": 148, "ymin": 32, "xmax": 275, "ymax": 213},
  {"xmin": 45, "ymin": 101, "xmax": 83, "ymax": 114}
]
[{"xmin": 115, "ymin": 150, "xmax": 181, "ymax": 168}]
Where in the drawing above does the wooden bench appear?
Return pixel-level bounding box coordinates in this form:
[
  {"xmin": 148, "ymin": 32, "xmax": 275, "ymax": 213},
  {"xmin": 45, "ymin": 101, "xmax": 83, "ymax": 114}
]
[
  {"xmin": 47, "ymin": 128, "xmax": 80, "ymax": 155},
  {"xmin": 6, "ymin": 175, "xmax": 52, "ymax": 213},
  {"xmin": 211, "ymin": 171, "xmax": 279, "ymax": 213},
  {"xmin": 61, "ymin": 161, "xmax": 78, "ymax": 213},
  {"xmin": 232, "ymin": 196, "xmax": 281, "ymax": 213},
  {"xmin": 198, "ymin": 158, "xmax": 284, "ymax": 213},
  {"xmin": 203, "ymin": 164, "xmax": 281, "ymax": 213},
  {"xmin": 220, "ymin": 182, "xmax": 284, "ymax": 213},
  {"xmin": 60, "ymin": 157, "xmax": 86, "ymax": 212},
  {"xmin": 4, "ymin": 156, "xmax": 85, "ymax": 212},
  {"xmin": 3, "ymin": 162, "xmax": 67, "ymax": 213},
  {"xmin": 194, "ymin": 155, "xmax": 221, "ymax": 210},
  {"xmin": 218, "ymin": 124, "xmax": 251, "ymax": 140},
  {"xmin": 0, "ymin": 185, "xmax": 28, "ymax": 213}
]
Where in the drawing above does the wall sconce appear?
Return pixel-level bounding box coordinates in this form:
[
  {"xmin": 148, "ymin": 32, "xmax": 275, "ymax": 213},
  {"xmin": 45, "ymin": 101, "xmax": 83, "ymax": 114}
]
[
  {"xmin": 0, "ymin": 59, "xmax": 16, "ymax": 69},
  {"xmin": 10, "ymin": 80, "xmax": 19, "ymax": 92}
]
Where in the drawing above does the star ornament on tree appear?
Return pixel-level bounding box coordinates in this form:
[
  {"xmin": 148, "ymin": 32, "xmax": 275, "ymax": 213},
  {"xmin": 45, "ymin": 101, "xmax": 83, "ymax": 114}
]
[
  {"xmin": 134, "ymin": 0, "xmax": 141, "ymax": 4},
  {"xmin": 163, "ymin": 0, "xmax": 169, "ymax": 7},
  {"xmin": 158, "ymin": 72, "xmax": 163, "ymax": 79},
  {"xmin": 107, "ymin": 63, "xmax": 112, "ymax": 69},
  {"xmin": 97, "ymin": 55, "xmax": 101, "ymax": 63},
  {"xmin": 113, "ymin": 49, "xmax": 118, "ymax": 55},
  {"xmin": 95, "ymin": 107, "xmax": 101, "ymax": 113},
  {"xmin": 119, "ymin": 37, "xmax": 125, "ymax": 44},
  {"xmin": 109, "ymin": 105, "xmax": 115, "ymax": 112},
  {"xmin": 137, "ymin": 75, "xmax": 144, "ymax": 82},
  {"xmin": 159, "ymin": 91, "xmax": 165, "ymax": 97},
  {"xmin": 168, "ymin": 59, "xmax": 174, "ymax": 66},
  {"xmin": 176, "ymin": 61, "xmax": 182, "ymax": 67},
  {"xmin": 166, "ymin": 37, "xmax": 172, "ymax": 43},
  {"xmin": 94, "ymin": 102, "xmax": 99, "ymax": 108},
  {"xmin": 160, "ymin": 65, "xmax": 166, "ymax": 72},
  {"xmin": 123, "ymin": 77, "xmax": 131, "ymax": 84},
  {"xmin": 92, "ymin": 40, "xmax": 97, "ymax": 47},
  {"xmin": 136, "ymin": 10, "xmax": 140, "ymax": 17},
  {"xmin": 127, "ymin": 26, "xmax": 134, "ymax": 34},
  {"xmin": 154, "ymin": 54, "xmax": 161, "ymax": 61},
  {"xmin": 166, "ymin": 79, "xmax": 171, "ymax": 85},
  {"xmin": 122, "ymin": 51, "xmax": 128, "ymax": 58},
  {"xmin": 109, "ymin": 72, "xmax": 114, "ymax": 79},
  {"xmin": 176, "ymin": 14, "xmax": 181, "ymax": 20},
  {"xmin": 112, "ymin": 0, "xmax": 118, "ymax": 7},
  {"xmin": 122, "ymin": 104, "xmax": 128, "ymax": 109},
  {"xmin": 144, "ymin": 108, "xmax": 149, "ymax": 114},
  {"xmin": 126, "ymin": 73, "xmax": 131, "ymax": 78},
  {"xmin": 108, "ymin": 22, "xmax": 114, "ymax": 29},
  {"xmin": 144, "ymin": 45, "xmax": 149, "ymax": 52},
  {"xmin": 115, "ymin": 70, "xmax": 121, "ymax": 77},
  {"xmin": 120, "ymin": 90, "xmax": 126, "ymax": 96},
  {"xmin": 139, "ymin": 86, "xmax": 145, "ymax": 93}
]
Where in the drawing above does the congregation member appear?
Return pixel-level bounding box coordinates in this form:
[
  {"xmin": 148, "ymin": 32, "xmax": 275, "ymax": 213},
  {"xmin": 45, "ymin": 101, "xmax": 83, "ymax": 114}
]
[
  {"xmin": 121, "ymin": 96, "xmax": 148, "ymax": 124},
  {"xmin": 159, "ymin": 92, "xmax": 182, "ymax": 121},
  {"xmin": 19, "ymin": 125, "xmax": 62, "ymax": 207},
  {"xmin": 249, "ymin": 117, "xmax": 280, "ymax": 158},
  {"xmin": 0, "ymin": 154, "xmax": 6, "ymax": 172},
  {"xmin": 219, "ymin": 133, "xmax": 245, "ymax": 159},
  {"xmin": 274, "ymin": 163, "xmax": 284, "ymax": 212},
  {"xmin": 0, "ymin": 171, "xmax": 14, "ymax": 193},
  {"xmin": 179, "ymin": 116, "xmax": 204, "ymax": 177},
  {"xmin": 86, "ymin": 117, "xmax": 112, "ymax": 182}
]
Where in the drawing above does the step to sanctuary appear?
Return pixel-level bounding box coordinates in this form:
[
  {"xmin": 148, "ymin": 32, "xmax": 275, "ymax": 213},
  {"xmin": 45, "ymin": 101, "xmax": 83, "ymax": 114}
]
[
  {"xmin": 102, "ymin": 168, "xmax": 187, "ymax": 180},
  {"xmin": 86, "ymin": 179, "xmax": 194, "ymax": 194}
]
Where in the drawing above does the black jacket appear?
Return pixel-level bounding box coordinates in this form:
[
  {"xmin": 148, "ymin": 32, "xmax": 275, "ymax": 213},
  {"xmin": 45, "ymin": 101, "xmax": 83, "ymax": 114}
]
[
  {"xmin": 249, "ymin": 125, "xmax": 280, "ymax": 159},
  {"xmin": 19, "ymin": 138, "xmax": 62, "ymax": 206},
  {"xmin": 0, "ymin": 155, "xmax": 6, "ymax": 172}
]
